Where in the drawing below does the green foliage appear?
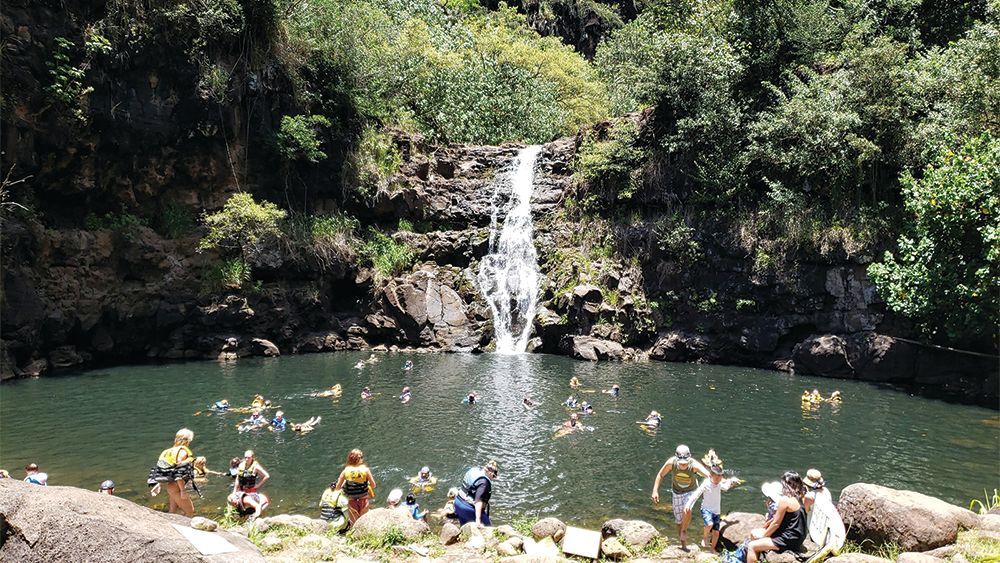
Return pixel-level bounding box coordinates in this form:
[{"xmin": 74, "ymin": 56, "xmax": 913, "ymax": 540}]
[
  {"xmin": 198, "ymin": 193, "xmax": 287, "ymax": 263},
  {"xmin": 282, "ymin": 212, "xmax": 360, "ymax": 269},
  {"xmin": 510, "ymin": 515, "xmax": 538, "ymax": 537},
  {"xmin": 286, "ymin": 0, "xmax": 607, "ymax": 143},
  {"xmin": 574, "ymin": 121, "xmax": 647, "ymax": 203},
  {"xmin": 735, "ymin": 298, "xmax": 757, "ymax": 311},
  {"xmin": 653, "ymin": 214, "xmax": 702, "ymax": 265},
  {"xmin": 342, "ymin": 125, "xmax": 402, "ymax": 202},
  {"xmin": 276, "ymin": 114, "xmax": 333, "ymax": 163},
  {"xmin": 359, "ymin": 227, "xmax": 414, "ymax": 282},
  {"xmin": 969, "ymin": 488, "xmax": 1000, "ymax": 514},
  {"xmin": 348, "ymin": 525, "xmax": 408, "ymax": 551},
  {"xmin": 397, "ymin": 218, "xmax": 414, "ymax": 232},
  {"xmin": 84, "ymin": 211, "xmax": 148, "ymax": 240},
  {"xmin": 156, "ymin": 203, "xmax": 197, "ymax": 239},
  {"xmin": 46, "ymin": 37, "xmax": 93, "ymax": 124},
  {"xmin": 207, "ymin": 257, "xmax": 252, "ymax": 290},
  {"xmin": 840, "ymin": 539, "xmax": 902, "ymax": 560},
  {"xmin": 868, "ymin": 134, "xmax": 999, "ymax": 346}
]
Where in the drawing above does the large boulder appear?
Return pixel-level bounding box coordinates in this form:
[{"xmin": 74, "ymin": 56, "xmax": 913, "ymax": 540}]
[
  {"xmin": 838, "ymin": 483, "xmax": 978, "ymax": 551},
  {"xmin": 249, "ymin": 338, "xmax": 280, "ymax": 357},
  {"xmin": 792, "ymin": 334, "xmax": 854, "ymax": 377},
  {"xmin": 600, "ymin": 519, "xmax": 659, "ymax": 548},
  {"xmin": 560, "ymin": 335, "xmax": 624, "ymax": 361},
  {"xmin": 350, "ymin": 507, "xmax": 429, "ymax": 542},
  {"xmin": 532, "ymin": 517, "xmax": 567, "ymax": 541},
  {"xmin": 719, "ymin": 512, "xmax": 765, "ymax": 549},
  {"xmin": 0, "ymin": 479, "xmax": 263, "ymax": 562}
]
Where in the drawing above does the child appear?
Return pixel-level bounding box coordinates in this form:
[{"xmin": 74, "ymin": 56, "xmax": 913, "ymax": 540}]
[
  {"xmin": 319, "ymin": 482, "xmax": 350, "ymax": 532},
  {"xmin": 406, "ymin": 493, "xmax": 428, "ymax": 521},
  {"xmin": 684, "ymin": 465, "xmax": 738, "ymax": 553}
]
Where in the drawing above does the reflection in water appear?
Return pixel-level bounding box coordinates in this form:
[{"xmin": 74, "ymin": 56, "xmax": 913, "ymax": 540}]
[{"xmin": 0, "ymin": 352, "xmax": 996, "ymax": 536}]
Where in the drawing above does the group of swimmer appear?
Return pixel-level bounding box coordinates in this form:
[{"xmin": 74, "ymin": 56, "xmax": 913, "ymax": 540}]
[
  {"xmin": 801, "ymin": 389, "xmax": 842, "ymax": 408},
  {"xmin": 207, "ymin": 395, "xmax": 322, "ymax": 434}
]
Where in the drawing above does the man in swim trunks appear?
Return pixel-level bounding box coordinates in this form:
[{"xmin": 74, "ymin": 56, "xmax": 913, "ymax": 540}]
[{"xmin": 651, "ymin": 444, "xmax": 710, "ymax": 549}]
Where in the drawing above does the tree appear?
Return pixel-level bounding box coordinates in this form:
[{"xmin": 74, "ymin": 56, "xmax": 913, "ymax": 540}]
[
  {"xmin": 199, "ymin": 192, "xmax": 287, "ymax": 264},
  {"xmin": 868, "ymin": 134, "xmax": 999, "ymax": 349}
]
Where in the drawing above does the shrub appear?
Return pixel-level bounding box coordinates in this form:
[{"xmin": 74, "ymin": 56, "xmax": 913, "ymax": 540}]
[
  {"xmin": 868, "ymin": 133, "xmax": 999, "ymax": 347},
  {"xmin": 198, "ymin": 192, "xmax": 287, "ymax": 263},
  {"xmin": 276, "ymin": 114, "xmax": 333, "ymax": 163},
  {"xmin": 574, "ymin": 120, "xmax": 647, "ymax": 203},
  {"xmin": 342, "ymin": 125, "xmax": 402, "ymax": 202},
  {"xmin": 84, "ymin": 211, "xmax": 148, "ymax": 240},
  {"xmin": 207, "ymin": 257, "xmax": 251, "ymax": 290},
  {"xmin": 359, "ymin": 227, "xmax": 414, "ymax": 282},
  {"xmin": 156, "ymin": 203, "xmax": 196, "ymax": 239},
  {"xmin": 282, "ymin": 212, "xmax": 360, "ymax": 269}
]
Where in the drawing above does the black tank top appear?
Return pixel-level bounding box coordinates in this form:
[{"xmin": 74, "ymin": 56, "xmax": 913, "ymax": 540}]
[{"xmin": 775, "ymin": 505, "xmax": 807, "ymax": 544}]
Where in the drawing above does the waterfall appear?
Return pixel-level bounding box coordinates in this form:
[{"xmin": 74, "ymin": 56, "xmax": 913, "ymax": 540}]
[{"xmin": 477, "ymin": 145, "xmax": 543, "ymax": 354}]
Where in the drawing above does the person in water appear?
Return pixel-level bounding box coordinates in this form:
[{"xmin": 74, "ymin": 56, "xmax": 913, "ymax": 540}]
[
  {"xmin": 404, "ymin": 359, "xmax": 414, "ymax": 371},
  {"xmin": 98, "ymin": 480, "xmax": 115, "ymax": 495},
  {"xmin": 251, "ymin": 394, "xmax": 266, "ymax": 409},
  {"xmin": 569, "ymin": 376, "xmax": 581, "ymax": 388},
  {"xmin": 651, "ymin": 444, "xmax": 710, "ymax": 549},
  {"xmin": 149, "ymin": 428, "xmax": 196, "ymax": 517},
  {"xmin": 319, "ymin": 482, "xmax": 350, "ymax": 532},
  {"xmin": 684, "ymin": 465, "xmax": 738, "ymax": 553},
  {"xmin": 270, "ymin": 410, "xmax": 287, "ymax": 430},
  {"xmin": 466, "ymin": 391, "xmax": 478, "ymax": 404},
  {"xmin": 826, "ymin": 391, "xmax": 842, "ymax": 404},
  {"xmin": 291, "ymin": 416, "xmax": 322, "ymax": 433},
  {"xmin": 564, "ymin": 412, "xmax": 580, "ymax": 429},
  {"xmin": 564, "ymin": 395, "xmax": 577, "ymax": 408},
  {"xmin": 522, "ymin": 396, "xmax": 536, "ymax": 408},
  {"xmin": 193, "ymin": 456, "xmax": 226, "ymax": 483},
  {"xmin": 454, "ymin": 460, "xmax": 498, "ymax": 527},
  {"xmin": 213, "ymin": 399, "xmax": 230, "ymax": 411},
  {"xmin": 361, "ymin": 386, "xmax": 374, "ymax": 400},
  {"xmin": 579, "ymin": 401, "xmax": 594, "ymax": 415},
  {"xmin": 409, "ymin": 466, "xmax": 437, "ymax": 490},
  {"xmin": 227, "ymin": 457, "xmax": 241, "ymax": 478},
  {"xmin": 234, "ymin": 450, "xmax": 270, "ymax": 494},
  {"xmin": 802, "ymin": 468, "xmax": 832, "ymax": 512},
  {"xmin": 23, "ymin": 463, "xmax": 48, "ymax": 486},
  {"xmin": 643, "ymin": 410, "xmax": 663, "ymax": 428},
  {"xmin": 241, "ymin": 409, "xmax": 266, "ymax": 429},
  {"xmin": 604, "ymin": 384, "xmax": 620, "ymax": 397},
  {"xmin": 400, "ymin": 386, "xmax": 412, "ymax": 403},
  {"xmin": 406, "ymin": 492, "xmax": 428, "ymax": 521},
  {"xmin": 748, "ymin": 472, "xmax": 808, "ymax": 563},
  {"xmin": 335, "ymin": 448, "xmax": 377, "ymax": 525}
]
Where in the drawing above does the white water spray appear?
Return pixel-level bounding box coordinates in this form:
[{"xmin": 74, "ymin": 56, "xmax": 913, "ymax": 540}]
[{"xmin": 477, "ymin": 145, "xmax": 543, "ymax": 354}]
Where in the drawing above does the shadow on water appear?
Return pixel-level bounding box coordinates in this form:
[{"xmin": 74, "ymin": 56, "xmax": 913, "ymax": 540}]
[{"xmin": 1, "ymin": 351, "xmax": 997, "ymax": 535}]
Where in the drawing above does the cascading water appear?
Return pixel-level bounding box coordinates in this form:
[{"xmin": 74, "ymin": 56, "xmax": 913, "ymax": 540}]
[{"xmin": 477, "ymin": 145, "xmax": 543, "ymax": 354}]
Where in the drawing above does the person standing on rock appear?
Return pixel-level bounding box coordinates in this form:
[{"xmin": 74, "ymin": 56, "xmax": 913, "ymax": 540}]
[
  {"xmin": 335, "ymin": 448, "xmax": 377, "ymax": 525},
  {"xmin": 651, "ymin": 444, "xmax": 709, "ymax": 549},
  {"xmin": 455, "ymin": 460, "xmax": 498, "ymax": 527},
  {"xmin": 149, "ymin": 428, "xmax": 196, "ymax": 517}
]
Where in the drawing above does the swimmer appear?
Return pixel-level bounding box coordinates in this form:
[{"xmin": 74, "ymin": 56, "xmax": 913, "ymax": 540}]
[
  {"xmin": 311, "ymin": 384, "xmax": 342, "ymax": 398},
  {"xmin": 563, "ymin": 412, "xmax": 580, "ymax": 429},
  {"xmin": 270, "ymin": 410, "xmax": 287, "ymax": 431},
  {"xmin": 239, "ymin": 409, "xmax": 267, "ymax": 431},
  {"xmin": 639, "ymin": 410, "xmax": 662, "ymax": 428},
  {"xmin": 409, "ymin": 466, "xmax": 438, "ymax": 491},
  {"xmin": 604, "ymin": 384, "xmax": 620, "ymax": 397},
  {"xmin": 400, "ymin": 386, "xmax": 412, "ymax": 404},
  {"xmin": 361, "ymin": 386, "xmax": 374, "ymax": 400},
  {"xmin": 291, "ymin": 416, "xmax": 321, "ymax": 433},
  {"xmin": 826, "ymin": 390, "xmax": 842, "ymax": 404},
  {"xmin": 354, "ymin": 361, "xmax": 365, "ymax": 370},
  {"xmin": 579, "ymin": 401, "xmax": 594, "ymax": 415},
  {"xmin": 366, "ymin": 353, "xmax": 379, "ymax": 364},
  {"xmin": 193, "ymin": 456, "xmax": 226, "ymax": 481},
  {"xmin": 564, "ymin": 395, "xmax": 577, "ymax": 408},
  {"xmin": 569, "ymin": 376, "xmax": 581, "ymax": 388},
  {"xmin": 465, "ymin": 391, "xmax": 478, "ymax": 404},
  {"xmin": 522, "ymin": 396, "xmax": 536, "ymax": 408},
  {"xmin": 212, "ymin": 399, "xmax": 230, "ymax": 411},
  {"xmin": 404, "ymin": 360, "xmax": 413, "ymax": 371},
  {"xmin": 251, "ymin": 395, "xmax": 265, "ymax": 409},
  {"xmin": 227, "ymin": 458, "xmax": 241, "ymax": 478},
  {"xmin": 811, "ymin": 389, "xmax": 822, "ymax": 402}
]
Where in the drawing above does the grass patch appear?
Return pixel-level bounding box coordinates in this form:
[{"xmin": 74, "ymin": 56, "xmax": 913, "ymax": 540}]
[
  {"xmin": 955, "ymin": 529, "xmax": 1000, "ymax": 563},
  {"xmin": 359, "ymin": 227, "xmax": 414, "ymax": 283},
  {"xmin": 342, "ymin": 125, "xmax": 402, "ymax": 203},
  {"xmin": 839, "ymin": 539, "xmax": 902, "ymax": 560},
  {"xmin": 248, "ymin": 522, "xmax": 310, "ymax": 553},
  {"xmin": 205, "ymin": 257, "xmax": 251, "ymax": 291},
  {"xmin": 155, "ymin": 203, "xmax": 196, "ymax": 239},
  {"xmin": 642, "ymin": 535, "xmax": 669, "ymax": 555},
  {"xmin": 347, "ymin": 525, "xmax": 408, "ymax": 552},
  {"xmin": 84, "ymin": 211, "xmax": 148, "ymax": 240},
  {"xmin": 510, "ymin": 515, "xmax": 538, "ymax": 537},
  {"xmin": 282, "ymin": 212, "xmax": 360, "ymax": 270}
]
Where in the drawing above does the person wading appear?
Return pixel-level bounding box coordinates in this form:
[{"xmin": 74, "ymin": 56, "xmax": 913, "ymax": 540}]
[{"xmin": 651, "ymin": 444, "xmax": 710, "ymax": 549}]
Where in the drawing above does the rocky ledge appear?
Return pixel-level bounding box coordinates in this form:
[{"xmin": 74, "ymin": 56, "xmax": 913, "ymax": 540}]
[{"xmin": 3, "ymin": 479, "xmax": 998, "ymax": 562}]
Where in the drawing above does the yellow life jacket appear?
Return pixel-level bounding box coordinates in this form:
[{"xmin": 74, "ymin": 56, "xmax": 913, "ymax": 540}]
[
  {"xmin": 342, "ymin": 465, "xmax": 372, "ymax": 499},
  {"xmin": 237, "ymin": 460, "xmax": 261, "ymax": 490},
  {"xmin": 158, "ymin": 445, "xmax": 193, "ymax": 468}
]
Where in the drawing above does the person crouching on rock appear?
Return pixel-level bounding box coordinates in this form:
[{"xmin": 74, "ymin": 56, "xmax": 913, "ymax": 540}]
[
  {"xmin": 228, "ymin": 490, "xmax": 269, "ymax": 520},
  {"xmin": 319, "ymin": 482, "xmax": 350, "ymax": 532},
  {"xmin": 335, "ymin": 448, "xmax": 376, "ymax": 525},
  {"xmin": 455, "ymin": 460, "xmax": 498, "ymax": 527}
]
